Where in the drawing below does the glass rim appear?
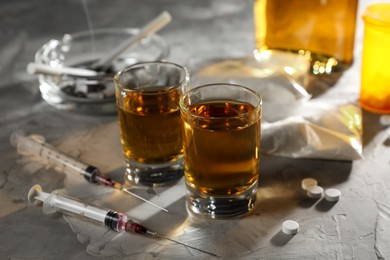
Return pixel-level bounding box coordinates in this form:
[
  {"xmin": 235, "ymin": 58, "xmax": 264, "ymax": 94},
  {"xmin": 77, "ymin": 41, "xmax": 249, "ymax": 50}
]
[
  {"xmin": 180, "ymin": 83, "xmax": 262, "ymax": 120},
  {"xmin": 114, "ymin": 61, "xmax": 189, "ymax": 94}
]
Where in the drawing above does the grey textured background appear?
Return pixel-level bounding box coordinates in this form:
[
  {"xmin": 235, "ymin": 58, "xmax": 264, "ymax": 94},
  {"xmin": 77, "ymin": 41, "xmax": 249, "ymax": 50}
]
[{"xmin": 1, "ymin": 0, "xmax": 390, "ymax": 259}]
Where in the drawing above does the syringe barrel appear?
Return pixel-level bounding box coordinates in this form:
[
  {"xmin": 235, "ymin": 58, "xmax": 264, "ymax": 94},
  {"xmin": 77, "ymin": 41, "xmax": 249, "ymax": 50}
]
[
  {"xmin": 46, "ymin": 194, "xmax": 128, "ymax": 232},
  {"xmin": 28, "ymin": 185, "xmax": 127, "ymax": 232},
  {"xmin": 43, "ymin": 193, "xmax": 108, "ymax": 223},
  {"xmin": 12, "ymin": 132, "xmax": 100, "ymax": 183}
]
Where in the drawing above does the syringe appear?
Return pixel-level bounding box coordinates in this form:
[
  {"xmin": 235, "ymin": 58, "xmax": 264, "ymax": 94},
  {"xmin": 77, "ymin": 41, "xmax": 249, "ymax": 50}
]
[
  {"xmin": 28, "ymin": 185, "xmax": 218, "ymax": 257},
  {"xmin": 11, "ymin": 130, "xmax": 168, "ymax": 212},
  {"xmin": 29, "ymin": 184, "xmax": 145, "ymax": 232}
]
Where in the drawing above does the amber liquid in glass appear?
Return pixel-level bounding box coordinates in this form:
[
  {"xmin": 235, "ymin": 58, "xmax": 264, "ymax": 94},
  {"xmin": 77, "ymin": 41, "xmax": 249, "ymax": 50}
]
[
  {"xmin": 117, "ymin": 87, "xmax": 183, "ymax": 164},
  {"xmin": 182, "ymin": 100, "xmax": 260, "ymax": 196},
  {"xmin": 254, "ymin": 0, "xmax": 358, "ymax": 72}
]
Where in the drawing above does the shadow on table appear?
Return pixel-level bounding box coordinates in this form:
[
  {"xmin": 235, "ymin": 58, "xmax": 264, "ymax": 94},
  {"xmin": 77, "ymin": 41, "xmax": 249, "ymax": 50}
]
[
  {"xmin": 306, "ymin": 71, "xmax": 344, "ymax": 98},
  {"xmin": 260, "ymin": 155, "xmax": 352, "ymax": 188},
  {"xmin": 255, "ymin": 154, "xmax": 352, "ymax": 213},
  {"xmin": 0, "ymin": 207, "xmax": 95, "ymax": 259},
  {"xmin": 361, "ymin": 109, "xmax": 385, "ymax": 147},
  {"xmin": 271, "ymin": 230, "xmax": 295, "ymax": 246}
]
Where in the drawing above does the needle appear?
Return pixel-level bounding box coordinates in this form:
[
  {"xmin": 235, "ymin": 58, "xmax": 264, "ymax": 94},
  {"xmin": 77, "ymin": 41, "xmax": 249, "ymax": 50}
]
[
  {"xmin": 120, "ymin": 188, "xmax": 169, "ymax": 213},
  {"xmin": 148, "ymin": 231, "xmax": 220, "ymax": 258}
]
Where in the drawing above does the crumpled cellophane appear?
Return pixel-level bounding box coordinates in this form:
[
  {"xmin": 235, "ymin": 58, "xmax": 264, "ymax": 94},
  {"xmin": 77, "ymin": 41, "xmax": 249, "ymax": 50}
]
[
  {"xmin": 193, "ymin": 56, "xmax": 363, "ymax": 161},
  {"xmin": 261, "ymin": 101, "xmax": 362, "ymax": 160}
]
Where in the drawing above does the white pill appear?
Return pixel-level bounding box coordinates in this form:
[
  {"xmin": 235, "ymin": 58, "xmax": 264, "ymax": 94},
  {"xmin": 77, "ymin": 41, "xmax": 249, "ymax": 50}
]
[
  {"xmin": 307, "ymin": 186, "xmax": 323, "ymax": 199},
  {"xmin": 282, "ymin": 220, "xmax": 299, "ymax": 235},
  {"xmin": 325, "ymin": 188, "xmax": 341, "ymax": 202},
  {"xmin": 301, "ymin": 178, "xmax": 318, "ymax": 191},
  {"xmin": 380, "ymin": 115, "xmax": 390, "ymax": 126}
]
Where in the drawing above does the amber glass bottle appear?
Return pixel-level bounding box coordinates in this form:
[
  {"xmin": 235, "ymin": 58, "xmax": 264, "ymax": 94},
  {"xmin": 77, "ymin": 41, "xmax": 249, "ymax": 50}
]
[{"xmin": 254, "ymin": 0, "xmax": 358, "ymax": 74}]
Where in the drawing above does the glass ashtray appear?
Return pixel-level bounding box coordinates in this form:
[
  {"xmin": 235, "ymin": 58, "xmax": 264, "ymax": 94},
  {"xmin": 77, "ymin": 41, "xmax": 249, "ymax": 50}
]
[{"xmin": 34, "ymin": 28, "xmax": 169, "ymax": 114}]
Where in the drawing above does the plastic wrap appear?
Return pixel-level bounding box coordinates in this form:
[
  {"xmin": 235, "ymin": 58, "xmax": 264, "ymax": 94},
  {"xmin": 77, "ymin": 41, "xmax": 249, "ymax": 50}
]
[
  {"xmin": 193, "ymin": 57, "xmax": 363, "ymax": 161},
  {"xmin": 261, "ymin": 101, "xmax": 362, "ymax": 160}
]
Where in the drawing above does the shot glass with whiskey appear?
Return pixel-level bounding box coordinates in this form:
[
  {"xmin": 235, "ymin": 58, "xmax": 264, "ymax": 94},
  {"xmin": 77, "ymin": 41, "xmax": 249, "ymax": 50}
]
[
  {"xmin": 180, "ymin": 83, "xmax": 262, "ymax": 218},
  {"xmin": 114, "ymin": 62, "xmax": 189, "ymax": 186}
]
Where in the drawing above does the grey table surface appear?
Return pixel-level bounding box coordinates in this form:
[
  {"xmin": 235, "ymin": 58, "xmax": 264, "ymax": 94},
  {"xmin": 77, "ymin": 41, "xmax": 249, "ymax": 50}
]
[{"xmin": 1, "ymin": 0, "xmax": 390, "ymax": 259}]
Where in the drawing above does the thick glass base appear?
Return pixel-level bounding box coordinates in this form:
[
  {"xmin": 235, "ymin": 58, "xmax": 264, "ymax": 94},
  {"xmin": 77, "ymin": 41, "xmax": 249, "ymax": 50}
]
[
  {"xmin": 124, "ymin": 158, "xmax": 184, "ymax": 187},
  {"xmin": 186, "ymin": 181, "xmax": 258, "ymax": 219}
]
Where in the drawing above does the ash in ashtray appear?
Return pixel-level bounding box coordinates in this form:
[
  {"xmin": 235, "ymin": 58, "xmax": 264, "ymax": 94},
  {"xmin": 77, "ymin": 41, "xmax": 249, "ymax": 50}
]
[
  {"xmin": 62, "ymin": 82, "xmax": 114, "ymax": 99},
  {"xmin": 59, "ymin": 64, "xmax": 117, "ymax": 100}
]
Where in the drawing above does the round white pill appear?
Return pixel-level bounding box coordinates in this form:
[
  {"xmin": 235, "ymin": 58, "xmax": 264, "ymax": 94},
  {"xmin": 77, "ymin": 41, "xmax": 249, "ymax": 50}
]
[
  {"xmin": 325, "ymin": 188, "xmax": 341, "ymax": 202},
  {"xmin": 307, "ymin": 186, "xmax": 323, "ymax": 199},
  {"xmin": 380, "ymin": 115, "xmax": 390, "ymax": 126},
  {"xmin": 282, "ymin": 220, "xmax": 299, "ymax": 235},
  {"xmin": 301, "ymin": 178, "xmax": 318, "ymax": 191}
]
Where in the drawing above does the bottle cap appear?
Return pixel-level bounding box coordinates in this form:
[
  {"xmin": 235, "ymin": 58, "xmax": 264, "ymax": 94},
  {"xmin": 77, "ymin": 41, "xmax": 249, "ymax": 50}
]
[
  {"xmin": 301, "ymin": 178, "xmax": 318, "ymax": 191},
  {"xmin": 282, "ymin": 220, "xmax": 299, "ymax": 235},
  {"xmin": 307, "ymin": 186, "xmax": 323, "ymax": 199},
  {"xmin": 325, "ymin": 188, "xmax": 341, "ymax": 202}
]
